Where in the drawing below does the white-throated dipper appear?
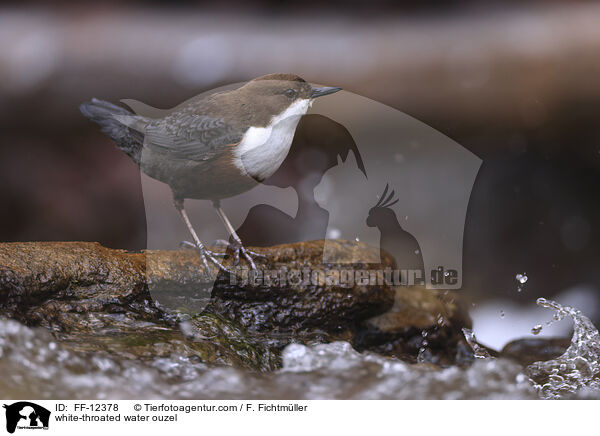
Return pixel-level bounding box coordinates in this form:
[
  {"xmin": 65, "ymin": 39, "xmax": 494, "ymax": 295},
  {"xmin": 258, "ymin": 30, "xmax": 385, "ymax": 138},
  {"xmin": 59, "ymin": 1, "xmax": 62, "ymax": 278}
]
[{"xmin": 80, "ymin": 73, "xmax": 341, "ymax": 271}]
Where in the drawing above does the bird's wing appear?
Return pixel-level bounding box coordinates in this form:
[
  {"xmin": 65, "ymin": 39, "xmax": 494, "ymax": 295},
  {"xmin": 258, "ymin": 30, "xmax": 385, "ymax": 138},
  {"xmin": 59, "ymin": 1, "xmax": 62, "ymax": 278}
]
[{"xmin": 143, "ymin": 113, "xmax": 243, "ymax": 161}]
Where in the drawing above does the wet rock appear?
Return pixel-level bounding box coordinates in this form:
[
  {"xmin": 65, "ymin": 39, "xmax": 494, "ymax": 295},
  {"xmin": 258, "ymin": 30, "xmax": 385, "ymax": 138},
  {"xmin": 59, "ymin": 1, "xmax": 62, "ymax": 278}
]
[
  {"xmin": 0, "ymin": 241, "xmax": 474, "ymax": 368},
  {"xmin": 0, "ymin": 242, "xmax": 280, "ymax": 370},
  {"xmin": 44, "ymin": 313, "xmax": 280, "ymax": 372},
  {"xmin": 206, "ymin": 240, "xmax": 396, "ymax": 338},
  {"xmin": 180, "ymin": 313, "xmax": 281, "ymax": 371},
  {"xmin": 0, "ymin": 242, "xmax": 147, "ymax": 318},
  {"xmin": 354, "ymin": 288, "xmax": 474, "ymax": 366},
  {"xmin": 501, "ymin": 337, "xmax": 571, "ymax": 366}
]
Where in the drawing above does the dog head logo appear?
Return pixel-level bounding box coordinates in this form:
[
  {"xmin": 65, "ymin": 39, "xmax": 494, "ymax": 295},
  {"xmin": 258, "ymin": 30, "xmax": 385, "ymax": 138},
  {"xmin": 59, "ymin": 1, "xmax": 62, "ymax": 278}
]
[{"xmin": 3, "ymin": 402, "xmax": 50, "ymax": 434}]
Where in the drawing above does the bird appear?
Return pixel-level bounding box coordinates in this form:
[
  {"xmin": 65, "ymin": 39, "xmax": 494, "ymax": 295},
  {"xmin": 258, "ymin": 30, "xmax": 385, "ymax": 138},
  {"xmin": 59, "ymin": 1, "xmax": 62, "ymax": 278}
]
[{"xmin": 80, "ymin": 73, "xmax": 341, "ymax": 272}]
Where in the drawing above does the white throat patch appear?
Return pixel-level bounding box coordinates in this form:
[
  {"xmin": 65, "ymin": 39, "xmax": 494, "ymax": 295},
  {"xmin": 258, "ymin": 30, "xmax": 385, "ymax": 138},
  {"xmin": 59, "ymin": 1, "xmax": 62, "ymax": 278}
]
[{"xmin": 234, "ymin": 98, "xmax": 312, "ymax": 180}]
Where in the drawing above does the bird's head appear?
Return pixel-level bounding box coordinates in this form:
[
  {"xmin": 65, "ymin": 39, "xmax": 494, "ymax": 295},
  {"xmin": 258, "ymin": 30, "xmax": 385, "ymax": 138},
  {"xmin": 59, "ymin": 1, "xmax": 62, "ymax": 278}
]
[{"xmin": 236, "ymin": 73, "xmax": 341, "ymax": 124}]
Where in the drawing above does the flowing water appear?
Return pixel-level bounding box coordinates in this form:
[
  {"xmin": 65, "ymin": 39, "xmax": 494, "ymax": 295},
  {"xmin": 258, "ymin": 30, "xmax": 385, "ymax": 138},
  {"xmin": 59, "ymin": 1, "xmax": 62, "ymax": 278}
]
[
  {"xmin": 525, "ymin": 298, "xmax": 600, "ymax": 399},
  {"xmin": 0, "ymin": 298, "xmax": 599, "ymax": 400}
]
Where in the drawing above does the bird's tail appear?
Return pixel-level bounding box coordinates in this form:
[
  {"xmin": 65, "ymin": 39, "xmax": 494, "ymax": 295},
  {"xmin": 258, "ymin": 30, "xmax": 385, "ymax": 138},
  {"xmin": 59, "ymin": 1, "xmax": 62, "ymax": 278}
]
[{"xmin": 80, "ymin": 98, "xmax": 144, "ymax": 164}]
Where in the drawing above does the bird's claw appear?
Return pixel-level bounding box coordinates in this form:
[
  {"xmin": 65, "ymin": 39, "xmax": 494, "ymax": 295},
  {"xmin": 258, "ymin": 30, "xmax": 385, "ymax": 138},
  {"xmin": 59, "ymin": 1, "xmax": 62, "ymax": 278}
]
[
  {"xmin": 180, "ymin": 240, "xmax": 226, "ymax": 257},
  {"xmin": 226, "ymin": 240, "xmax": 265, "ymax": 270},
  {"xmin": 179, "ymin": 241, "xmax": 233, "ymax": 275}
]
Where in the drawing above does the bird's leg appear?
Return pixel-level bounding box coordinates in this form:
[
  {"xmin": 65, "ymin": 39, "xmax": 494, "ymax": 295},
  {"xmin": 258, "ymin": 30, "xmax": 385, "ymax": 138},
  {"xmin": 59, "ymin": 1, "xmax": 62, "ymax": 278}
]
[
  {"xmin": 174, "ymin": 198, "xmax": 231, "ymax": 274},
  {"xmin": 212, "ymin": 200, "xmax": 265, "ymax": 270}
]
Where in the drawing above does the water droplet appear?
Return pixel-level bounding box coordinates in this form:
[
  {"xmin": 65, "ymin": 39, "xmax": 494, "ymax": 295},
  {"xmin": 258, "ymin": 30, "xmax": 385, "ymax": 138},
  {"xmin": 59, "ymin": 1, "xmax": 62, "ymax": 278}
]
[
  {"xmin": 531, "ymin": 324, "xmax": 542, "ymax": 335},
  {"xmin": 516, "ymin": 273, "xmax": 528, "ymax": 284},
  {"xmin": 500, "ymin": 310, "xmax": 505, "ymax": 318},
  {"xmin": 414, "ymin": 249, "xmax": 420, "ymax": 255}
]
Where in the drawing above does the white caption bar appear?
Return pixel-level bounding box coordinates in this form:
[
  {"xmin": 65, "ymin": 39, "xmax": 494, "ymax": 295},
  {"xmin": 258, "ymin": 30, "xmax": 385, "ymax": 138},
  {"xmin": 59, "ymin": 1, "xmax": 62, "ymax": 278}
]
[{"xmin": 0, "ymin": 400, "xmax": 594, "ymax": 435}]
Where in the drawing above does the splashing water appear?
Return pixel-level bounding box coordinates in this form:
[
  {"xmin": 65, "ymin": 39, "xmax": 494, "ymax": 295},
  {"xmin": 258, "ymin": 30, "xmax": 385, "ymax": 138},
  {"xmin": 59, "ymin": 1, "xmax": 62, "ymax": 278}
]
[
  {"xmin": 531, "ymin": 324, "xmax": 542, "ymax": 335},
  {"xmin": 0, "ymin": 319, "xmax": 537, "ymax": 399},
  {"xmin": 2, "ymin": 297, "xmax": 600, "ymax": 399},
  {"xmin": 516, "ymin": 273, "xmax": 528, "ymax": 292},
  {"xmin": 526, "ymin": 298, "xmax": 600, "ymax": 399},
  {"xmin": 416, "ymin": 330, "xmax": 429, "ymax": 363},
  {"xmin": 462, "ymin": 328, "xmax": 493, "ymax": 359}
]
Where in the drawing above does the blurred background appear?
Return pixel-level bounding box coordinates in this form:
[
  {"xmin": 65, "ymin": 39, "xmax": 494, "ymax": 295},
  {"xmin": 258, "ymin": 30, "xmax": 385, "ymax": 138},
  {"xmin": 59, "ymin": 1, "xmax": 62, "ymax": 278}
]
[{"xmin": 1, "ymin": 0, "xmax": 599, "ymax": 348}]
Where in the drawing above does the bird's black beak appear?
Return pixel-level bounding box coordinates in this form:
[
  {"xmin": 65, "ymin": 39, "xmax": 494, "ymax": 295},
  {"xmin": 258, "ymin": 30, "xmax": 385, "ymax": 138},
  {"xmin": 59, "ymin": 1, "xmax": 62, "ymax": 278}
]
[{"xmin": 311, "ymin": 86, "xmax": 342, "ymax": 98}]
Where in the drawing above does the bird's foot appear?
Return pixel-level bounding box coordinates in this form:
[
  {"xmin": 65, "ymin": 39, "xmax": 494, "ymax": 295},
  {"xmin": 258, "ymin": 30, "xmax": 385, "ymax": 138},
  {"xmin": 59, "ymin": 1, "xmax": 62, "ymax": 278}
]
[
  {"xmin": 226, "ymin": 240, "xmax": 266, "ymax": 270},
  {"xmin": 179, "ymin": 241, "xmax": 232, "ymax": 275},
  {"xmin": 180, "ymin": 240, "xmax": 226, "ymax": 257}
]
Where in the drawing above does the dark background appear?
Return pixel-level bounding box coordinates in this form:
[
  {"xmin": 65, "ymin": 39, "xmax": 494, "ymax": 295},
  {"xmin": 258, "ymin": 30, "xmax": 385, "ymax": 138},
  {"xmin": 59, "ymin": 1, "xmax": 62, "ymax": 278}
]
[{"xmin": 1, "ymin": 1, "xmax": 599, "ymax": 334}]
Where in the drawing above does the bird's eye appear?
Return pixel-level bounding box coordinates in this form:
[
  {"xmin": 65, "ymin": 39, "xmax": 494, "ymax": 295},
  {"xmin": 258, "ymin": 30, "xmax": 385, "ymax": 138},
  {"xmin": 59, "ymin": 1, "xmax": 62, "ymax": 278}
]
[{"xmin": 283, "ymin": 89, "xmax": 297, "ymax": 99}]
